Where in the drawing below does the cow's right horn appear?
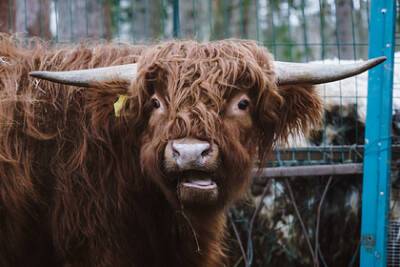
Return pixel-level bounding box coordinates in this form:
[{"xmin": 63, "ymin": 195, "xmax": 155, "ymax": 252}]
[
  {"xmin": 274, "ymin": 56, "xmax": 386, "ymax": 85},
  {"xmin": 29, "ymin": 63, "xmax": 138, "ymax": 88}
]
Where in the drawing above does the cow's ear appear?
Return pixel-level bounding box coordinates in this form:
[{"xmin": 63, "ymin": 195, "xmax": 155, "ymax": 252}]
[
  {"xmin": 255, "ymin": 84, "xmax": 322, "ymax": 160},
  {"xmin": 273, "ymin": 84, "xmax": 323, "ymax": 143}
]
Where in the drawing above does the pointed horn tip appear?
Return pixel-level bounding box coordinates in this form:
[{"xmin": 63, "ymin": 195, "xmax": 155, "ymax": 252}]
[
  {"xmin": 29, "ymin": 71, "xmax": 64, "ymax": 83},
  {"xmin": 361, "ymin": 56, "xmax": 386, "ymax": 71},
  {"xmin": 369, "ymin": 56, "xmax": 387, "ymax": 65},
  {"xmin": 29, "ymin": 71, "xmax": 47, "ymax": 79},
  {"xmin": 29, "ymin": 71, "xmax": 61, "ymax": 81},
  {"xmin": 28, "ymin": 71, "xmax": 91, "ymax": 87}
]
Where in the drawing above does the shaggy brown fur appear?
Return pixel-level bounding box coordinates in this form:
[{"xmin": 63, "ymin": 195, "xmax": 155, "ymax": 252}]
[{"xmin": 0, "ymin": 35, "xmax": 322, "ymax": 267}]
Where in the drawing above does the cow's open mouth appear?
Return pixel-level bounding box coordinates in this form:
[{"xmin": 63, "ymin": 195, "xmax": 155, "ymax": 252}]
[{"xmin": 177, "ymin": 171, "xmax": 218, "ymax": 206}]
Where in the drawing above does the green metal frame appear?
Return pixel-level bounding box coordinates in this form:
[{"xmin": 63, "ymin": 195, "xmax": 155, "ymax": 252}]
[{"xmin": 360, "ymin": 0, "xmax": 396, "ymax": 266}]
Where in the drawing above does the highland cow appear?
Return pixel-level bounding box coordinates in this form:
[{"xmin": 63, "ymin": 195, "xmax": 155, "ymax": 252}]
[{"xmin": 0, "ymin": 35, "xmax": 384, "ymax": 267}]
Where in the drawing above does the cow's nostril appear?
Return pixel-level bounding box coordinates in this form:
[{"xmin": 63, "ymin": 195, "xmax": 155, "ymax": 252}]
[
  {"xmin": 201, "ymin": 147, "xmax": 211, "ymax": 157},
  {"xmin": 172, "ymin": 144, "xmax": 180, "ymax": 158}
]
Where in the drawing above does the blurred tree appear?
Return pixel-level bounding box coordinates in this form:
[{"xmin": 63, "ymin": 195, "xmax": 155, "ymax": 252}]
[
  {"xmin": 231, "ymin": 0, "xmax": 257, "ymax": 39},
  {"xmin": 261, "ymin": 0, "xmax": 308, "ymax": 61},
  {"xmin": 110, "ymin": 0, "xmax": 165, "ymax": 42},
  {"xmin": 180, "ymin": 0, "xmax": 195, "ymax": 37},
  {"xmin": 150, "ymin": 0, "xmax": 163, "ymax": 39},
  {"xmin": 353, "ymin": 0, "xmax": 369, "ymax": 58},
  {"xmin": 129, "ymin": 0, "xmax": 150, "ymax": 41},
  {"xmin": 210, "ymin": 0, "xmax": 227, "ymax": 40},
  {"xmin": 55, "ymin": 0, "xmax": 112, "ymax": 42},
  {"xmin": 0, "ymin": 0, "xmax": 15, "ymax": 33},
  {"xmin": 15, "ymin": 0, "xmax": 51, "ymax": 39},
  {"xmin": 187, "ymin": 0, "xmax": 210, "ymax": 41},
  {"xmin": 103, "ymin": 0, "xmax": 113, "ymax": 40},
  {"xmin": 335, "ymin": 0, "xmax": 354, "ymax": 59}
]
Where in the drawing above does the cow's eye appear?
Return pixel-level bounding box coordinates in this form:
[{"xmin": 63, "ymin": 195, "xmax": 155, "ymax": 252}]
[
  {"xmin": 151, "ymin": 98, "xmax": 161, "ymax": 109},
  {"xmin": 238, "ymin": 99, "xmax": 249, "ymax": 110}
]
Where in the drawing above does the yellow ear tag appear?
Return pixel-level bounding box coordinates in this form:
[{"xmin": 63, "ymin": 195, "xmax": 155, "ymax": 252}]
[{"xmin": 114, "ymin": 95, "xmax": 128, "ymax": 117}]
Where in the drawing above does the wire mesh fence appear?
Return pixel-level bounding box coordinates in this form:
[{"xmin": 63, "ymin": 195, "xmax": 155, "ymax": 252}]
[
  {"xmin": 0, "ymin": 0, "xmax": 372, "ymax": 60},
  {"xmin": 0, "ymin": 0, "xmax": 399, "ymax": 266}
]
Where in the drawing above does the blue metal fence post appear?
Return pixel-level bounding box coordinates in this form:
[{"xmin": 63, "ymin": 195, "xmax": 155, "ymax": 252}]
[{"xmin": 360, "ymin": 0, "xmax": 396, "ymax": 266}]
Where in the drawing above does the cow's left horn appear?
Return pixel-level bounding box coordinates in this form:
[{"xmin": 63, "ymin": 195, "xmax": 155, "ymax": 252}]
[
  {"xmin": 29, "ymin": 64, "xmax": 138, "ymax": 87},
  {"xmin": 274, "ymin": 56, "xmax": 386, "ymax": 85}
]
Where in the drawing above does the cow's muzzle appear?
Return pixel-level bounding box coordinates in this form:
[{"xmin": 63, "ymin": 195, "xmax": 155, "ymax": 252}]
[
  {"xmin": 164, "ymin": 138, "xmax": 219, "ymax": 171},
  {"xmin": 164, "ymin": 138, "xmax": 220, "ymax": 206}
]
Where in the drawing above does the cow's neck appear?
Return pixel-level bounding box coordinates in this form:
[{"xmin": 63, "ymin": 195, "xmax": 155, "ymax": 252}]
[
  {"xmin": 176, "ymin": 208, "xmax": 227, "ymax": 267},
  {"xmin": 134, "ymin": 187, "xmax": 227, "ymax": 267}
]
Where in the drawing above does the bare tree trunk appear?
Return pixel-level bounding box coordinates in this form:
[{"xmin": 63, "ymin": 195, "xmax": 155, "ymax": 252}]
[
  {"xmin": 211, "ymin": 0, "xmax": 228, "ymax": 39},
  {"xmin": 198, "ymin": 0, "xmax": 211, "ymax": 41},
  {"xmin": 15, "ymin": 0, "xmax": 51, "ymax": 39},
  {"xmin": 0, "ymin": 0, "xmax": 15, "ymax": 33},
  {"xmin": 148, "ymin": 0, "xmax": 162, "ymax": 39},
  {"xmin": 56, "ymin": 0, "xmax": 110, "ymax": 42},
  {"xmin": 130, "ymin": 0, "xmax": 163, "ymax": 42},
  {"xmin": 230, "ymin": 0, "xmax": 242, "ymax": 38},
  {"xmin": 180, "ymin": 0, "xmax": 195, "ymax": 38},
  {"xmin": 335, "ymin": 0, "xmax": 353, "ymax": 59},
  {"xmin": 103, "ymin": 0, "xmax": 112, "ymax": 40},
  {"xmin": 130, "ymin": 0, "xmax": 148, "ymax": 41}
]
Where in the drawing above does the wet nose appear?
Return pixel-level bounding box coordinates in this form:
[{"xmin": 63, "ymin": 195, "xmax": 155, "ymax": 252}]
[
  {"xmin": 172, "ymin": 139, "xmax": 210, "ymax": 162},
  {"xmin": 164, "ymin": 138, "xmax": 219, "ymax": 171}
]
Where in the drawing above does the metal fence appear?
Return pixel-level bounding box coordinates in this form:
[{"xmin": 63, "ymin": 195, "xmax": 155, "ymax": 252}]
[{"xmin": 1, "ymin": 0, "xmax": 399, "ymax": 266}]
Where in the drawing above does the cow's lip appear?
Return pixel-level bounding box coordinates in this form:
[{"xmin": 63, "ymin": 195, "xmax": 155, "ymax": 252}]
[{"xmin": 176, "ymin": 170, "xmax": 218, "ymax": 206}]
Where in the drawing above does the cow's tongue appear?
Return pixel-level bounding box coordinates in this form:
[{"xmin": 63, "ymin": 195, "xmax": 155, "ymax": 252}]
[{"xmin": 182, "ymin": 179, "xmax": 217, "ymax": 190}]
